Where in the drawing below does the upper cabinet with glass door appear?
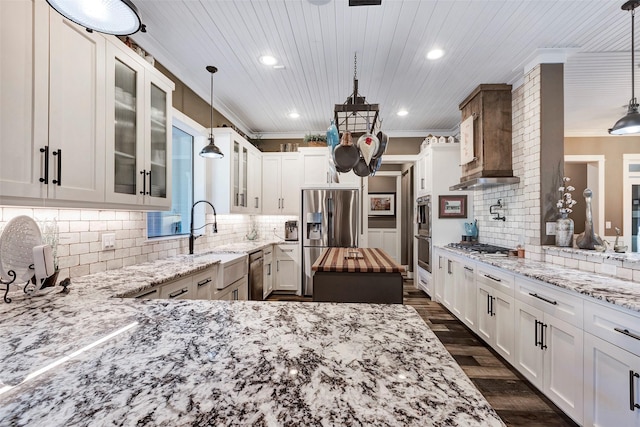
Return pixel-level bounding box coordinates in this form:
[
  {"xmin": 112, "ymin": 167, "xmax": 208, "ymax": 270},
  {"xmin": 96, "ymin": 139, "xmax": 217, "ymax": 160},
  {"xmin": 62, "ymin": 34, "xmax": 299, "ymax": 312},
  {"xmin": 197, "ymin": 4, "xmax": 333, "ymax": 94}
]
[
  {"xmin": 105, "ymin": 39, "xmax": 174, "ymax": 210},
  {"xmin": 206, "ymin": 127, "xmax": 262, "ymax": 214}
]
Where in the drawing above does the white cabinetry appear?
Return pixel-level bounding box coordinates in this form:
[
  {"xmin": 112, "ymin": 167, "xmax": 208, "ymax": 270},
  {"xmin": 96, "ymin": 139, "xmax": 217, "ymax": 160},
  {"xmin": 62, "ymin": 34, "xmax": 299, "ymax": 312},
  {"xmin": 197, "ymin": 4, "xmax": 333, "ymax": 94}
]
[
  {"xmin": 132, "ymin": 264, "xmax": 218, "ymax": 301},
  {"xmin": 513, "ymin": 278, "xmax": 584, "ymax": 424},
  {"xmin": 207, "ymin": 128, "xmax": 261, "ymax": 214},
  {"xmin": 415, "ymin": 149, "xmax": 432, "ymax": 196},
  {"xmin": 299, "ymin": 147, "xmax": 360, "ymax": 188},
  {"xmin": 263, "ymin": 246, "xmax": 274, "ymax": 298},
  {"xmin": 476, "ymin": 264, "xmax": 515, "ymax": 364},
  {"xmin": 105, "ymin": 41, "xmax": 173, "ymax": 209},
  {"xmin": 274, "ymin": 244, "xmax": 300, "ymax": 292},
  {"xmin": 262, "ymin": 153, "xmax": 301, "ymax": 215},
  {"xmin": 215, "ymin": 276, "xmax": 248, "ymax": 301},
  {"xmin": 584, "ymin": 300, "xmax": 640, "ymax": 427},
  {"xmin": 1, "ymin": 1, "xmax": 106, "ymax": 205}
]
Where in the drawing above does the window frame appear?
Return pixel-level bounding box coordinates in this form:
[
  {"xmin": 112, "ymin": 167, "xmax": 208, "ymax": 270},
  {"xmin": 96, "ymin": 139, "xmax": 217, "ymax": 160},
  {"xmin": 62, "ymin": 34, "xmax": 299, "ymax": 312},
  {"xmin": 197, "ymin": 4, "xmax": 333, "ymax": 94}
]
[{"xmin": 146, "ymin": 108, "xmax": 207, "ymax": 241}]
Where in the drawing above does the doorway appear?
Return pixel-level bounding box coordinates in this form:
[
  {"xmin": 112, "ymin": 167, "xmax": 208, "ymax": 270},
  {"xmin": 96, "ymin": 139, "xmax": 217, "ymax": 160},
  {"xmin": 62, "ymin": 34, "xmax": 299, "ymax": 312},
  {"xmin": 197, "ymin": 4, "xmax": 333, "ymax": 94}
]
[{"xmin": 564, "ymin": 155, "xmax": 605, "ymax": 237}]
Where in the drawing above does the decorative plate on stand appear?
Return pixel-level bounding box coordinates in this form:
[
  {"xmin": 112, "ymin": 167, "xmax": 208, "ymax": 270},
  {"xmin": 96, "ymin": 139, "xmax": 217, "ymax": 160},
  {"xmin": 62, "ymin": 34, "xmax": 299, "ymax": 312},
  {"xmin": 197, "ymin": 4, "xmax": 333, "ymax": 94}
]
[{"xmin": 0, "ymin": 215, "xmax": 42, "ymax": 283}]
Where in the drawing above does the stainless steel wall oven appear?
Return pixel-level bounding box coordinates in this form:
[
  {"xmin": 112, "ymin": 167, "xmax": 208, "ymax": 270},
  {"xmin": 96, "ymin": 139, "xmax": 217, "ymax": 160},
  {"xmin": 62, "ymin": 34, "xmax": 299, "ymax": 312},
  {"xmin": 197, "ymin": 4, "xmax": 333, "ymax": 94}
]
[{"xmin": 415, "ymin": 196, "xmax": 432, "ymax": 273}]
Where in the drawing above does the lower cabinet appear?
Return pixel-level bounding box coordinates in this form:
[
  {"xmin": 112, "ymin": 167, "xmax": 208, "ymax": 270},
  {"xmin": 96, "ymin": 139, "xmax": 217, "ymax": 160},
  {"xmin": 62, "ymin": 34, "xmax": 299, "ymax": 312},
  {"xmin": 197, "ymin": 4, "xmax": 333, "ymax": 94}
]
[
  {"xmin": 159, "ymin": 276, "xmax": 194, "ymax": 300},
  {"xmin": 514, "ymin": 299, "xmax": 584, "ymax": 423},
  {"xmin": 214, "ymin": 276, "xmax": 248, "ymax": 301},
  {"xmin": 475, "ymin": 265, "xmax": 515, "ymax": 364},
  {"xmin": 274, "ymin": 244, "xmax": 300, "ymax": 292},
  {"xmin": 583, "ymin": 299, "xmax": 640, "ymax": 427}
]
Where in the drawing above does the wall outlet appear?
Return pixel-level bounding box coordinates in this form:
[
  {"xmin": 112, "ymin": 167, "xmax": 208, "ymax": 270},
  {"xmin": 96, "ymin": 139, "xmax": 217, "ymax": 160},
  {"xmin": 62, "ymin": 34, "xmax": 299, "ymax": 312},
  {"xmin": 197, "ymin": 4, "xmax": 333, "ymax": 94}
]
[
  {"xmin": 546, "ymin": 222, "xmax": 556, "ymax": 236},
  {"xmin": 102, "ymin": 233, "xmax": 116, "ymax": 250},
  {"xmin": 606, "ymin": 221, "xmax": 612, "ymax": 229}
]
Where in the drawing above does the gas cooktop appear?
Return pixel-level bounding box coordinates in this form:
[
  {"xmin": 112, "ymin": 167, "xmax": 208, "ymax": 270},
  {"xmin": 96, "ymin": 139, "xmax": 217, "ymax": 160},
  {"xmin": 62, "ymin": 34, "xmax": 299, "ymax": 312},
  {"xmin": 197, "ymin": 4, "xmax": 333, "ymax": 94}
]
[{"xmin": 447, "ymin": 242, "xmax": 512, "ymax": 255}]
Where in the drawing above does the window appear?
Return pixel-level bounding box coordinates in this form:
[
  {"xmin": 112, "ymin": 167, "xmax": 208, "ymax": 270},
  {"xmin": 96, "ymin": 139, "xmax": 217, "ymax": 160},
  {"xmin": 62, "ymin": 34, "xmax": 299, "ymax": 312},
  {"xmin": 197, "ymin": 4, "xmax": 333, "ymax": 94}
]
[{"xmin": 147, "ymin": 110, "xmax": 205, "ymax": 239}]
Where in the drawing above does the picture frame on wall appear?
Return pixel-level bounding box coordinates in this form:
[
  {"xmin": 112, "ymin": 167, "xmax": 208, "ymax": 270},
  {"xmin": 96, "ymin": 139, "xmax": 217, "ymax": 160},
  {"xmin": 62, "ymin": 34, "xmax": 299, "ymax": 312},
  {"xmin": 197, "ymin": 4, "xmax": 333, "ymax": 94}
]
[
  {"xmin": 367, "ymin": 193, "xmax": 395, "ymax": 216},
  {"xmin": 438, "ymin": 195, "xmax": 467, "ymax": 218}
]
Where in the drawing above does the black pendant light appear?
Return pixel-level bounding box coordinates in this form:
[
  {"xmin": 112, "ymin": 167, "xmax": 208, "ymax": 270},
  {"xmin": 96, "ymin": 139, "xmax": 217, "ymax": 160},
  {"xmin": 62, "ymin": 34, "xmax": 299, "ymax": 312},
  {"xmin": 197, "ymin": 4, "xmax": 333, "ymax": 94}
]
[
  {"xmin": 46, "ymin": 0, "xmax": 145, "ymax": 35},
  {"xmin": 610, "ymin": 0, "xmax": 640, "ymax": 135},
  {"xmin": 200, "ymin": 66, "xmax": 224, "ymax": 159}
]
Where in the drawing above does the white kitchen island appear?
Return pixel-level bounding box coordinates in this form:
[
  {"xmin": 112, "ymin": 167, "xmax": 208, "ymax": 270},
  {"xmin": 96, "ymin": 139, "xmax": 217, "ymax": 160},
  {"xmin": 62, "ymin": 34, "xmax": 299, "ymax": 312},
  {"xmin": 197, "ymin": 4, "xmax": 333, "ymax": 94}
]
[{"xmin": 0, "ymin": 255, "xmax": 504, "ymax": 426}]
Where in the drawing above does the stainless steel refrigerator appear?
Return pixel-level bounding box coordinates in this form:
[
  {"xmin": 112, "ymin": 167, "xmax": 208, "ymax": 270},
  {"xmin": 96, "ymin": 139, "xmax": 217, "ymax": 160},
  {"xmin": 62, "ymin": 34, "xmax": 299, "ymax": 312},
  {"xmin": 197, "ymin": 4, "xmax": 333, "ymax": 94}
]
[{"xmin": 302, "ymin": 188, "xmax": 359, "ymax": 296}]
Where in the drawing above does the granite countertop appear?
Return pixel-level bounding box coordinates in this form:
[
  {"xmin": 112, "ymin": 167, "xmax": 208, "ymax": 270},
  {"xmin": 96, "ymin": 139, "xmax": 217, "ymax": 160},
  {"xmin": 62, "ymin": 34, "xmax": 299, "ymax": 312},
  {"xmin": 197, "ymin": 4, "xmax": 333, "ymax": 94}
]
[
  {"xmin": 0, "ymin": 252, "xmax": 503, "ymax": 426},
  {"xmin": 438, "ymin": 245, "xmax": 640, "ymax": 313},
  {"xmin": 212, "ymin": 239, "xmax": 297, "ymax": 253}
]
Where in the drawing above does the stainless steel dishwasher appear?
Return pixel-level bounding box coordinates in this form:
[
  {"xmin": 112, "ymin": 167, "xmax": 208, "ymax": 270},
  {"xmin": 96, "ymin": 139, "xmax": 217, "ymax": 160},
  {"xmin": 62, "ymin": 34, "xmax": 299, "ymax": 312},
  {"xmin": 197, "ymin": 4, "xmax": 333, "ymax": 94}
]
[{"xmin": 248, "ymin": 250, "xmax": 264, "ymax": 300}]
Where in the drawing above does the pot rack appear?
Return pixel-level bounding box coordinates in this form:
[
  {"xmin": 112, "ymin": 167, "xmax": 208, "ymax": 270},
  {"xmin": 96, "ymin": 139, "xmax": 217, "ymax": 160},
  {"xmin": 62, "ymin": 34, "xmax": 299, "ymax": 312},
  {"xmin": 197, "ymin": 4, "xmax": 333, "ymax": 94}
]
[{"xmin": 334, "ymin": 54, "xmax": 380, "ymax": 138}]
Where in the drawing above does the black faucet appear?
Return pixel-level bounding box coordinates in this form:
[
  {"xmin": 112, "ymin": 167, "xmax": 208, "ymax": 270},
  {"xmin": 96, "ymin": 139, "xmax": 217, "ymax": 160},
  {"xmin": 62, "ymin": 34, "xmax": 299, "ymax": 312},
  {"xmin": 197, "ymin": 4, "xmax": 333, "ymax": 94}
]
[{"xmin": 189, "ymin": 200, "xmax": 218, "ymax": 254}]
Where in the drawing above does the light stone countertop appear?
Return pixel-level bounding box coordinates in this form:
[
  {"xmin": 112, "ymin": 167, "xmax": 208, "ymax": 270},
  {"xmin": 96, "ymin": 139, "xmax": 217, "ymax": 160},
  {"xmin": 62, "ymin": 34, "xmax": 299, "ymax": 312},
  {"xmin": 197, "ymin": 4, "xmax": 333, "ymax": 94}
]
[
  {"xmin": 438, "ymin": 246, "xmax": 640, "ymax": 313},
  {"xmin": 0, "ymin": 249, "xmax": 504, "ymax": 426}
]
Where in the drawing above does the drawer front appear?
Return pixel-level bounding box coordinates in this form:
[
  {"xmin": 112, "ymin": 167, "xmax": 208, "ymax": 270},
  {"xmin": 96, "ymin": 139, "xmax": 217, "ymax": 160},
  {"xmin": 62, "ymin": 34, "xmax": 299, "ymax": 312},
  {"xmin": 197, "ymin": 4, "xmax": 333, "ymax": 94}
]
[
  {"xmin": 476, "ymin": 263, "xmax": 514, "ymax": 295},
  {"xmin": 193, "ymin": 267, "xmax": 216, "ymax": 300},
  {"xmin": 159, "ymin": 277, "xmax": 193, "ymax": 300},
  {"xmin": 584, "ymin": 299, "xmax": 640, "ymax": 356},
  {"xmin": 133, "ymin": 286, "xmax": 161, "ymax": 299},
  {"xmin": 219, "ymin": 259, "xmax": 247, "ymax": 289},
  {"xmin": 418, "ymin": 266, "xmax": 431, "ymax": 293},
  {"xmin": 515, "ymin": 277, "xmax": 583, "ymax": 327}
]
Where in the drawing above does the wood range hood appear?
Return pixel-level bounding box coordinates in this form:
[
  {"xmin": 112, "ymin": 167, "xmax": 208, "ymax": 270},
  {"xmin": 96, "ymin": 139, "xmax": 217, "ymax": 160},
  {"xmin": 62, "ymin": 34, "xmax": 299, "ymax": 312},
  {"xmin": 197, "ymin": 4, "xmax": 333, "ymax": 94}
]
[{"xmin": 449, "ymin": 84, "xmax": 520, "ymax": 191}]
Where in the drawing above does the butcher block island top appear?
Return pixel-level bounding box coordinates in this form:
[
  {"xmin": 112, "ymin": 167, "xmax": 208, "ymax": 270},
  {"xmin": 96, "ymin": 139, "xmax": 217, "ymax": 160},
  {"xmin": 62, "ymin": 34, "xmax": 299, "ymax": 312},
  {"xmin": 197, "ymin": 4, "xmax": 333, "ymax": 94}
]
[{"xmin": 311, "ymin": 247, "xmax": 405, "ymax": 273}]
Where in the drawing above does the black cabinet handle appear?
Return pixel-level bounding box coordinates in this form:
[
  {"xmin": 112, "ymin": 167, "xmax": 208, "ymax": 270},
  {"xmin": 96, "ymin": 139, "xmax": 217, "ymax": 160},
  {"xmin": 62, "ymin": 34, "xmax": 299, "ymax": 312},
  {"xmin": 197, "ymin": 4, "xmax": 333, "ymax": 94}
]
[
  {"xmin": 490, "ymin": 296, "xmax": 495, "ymax": 316},
  {"xmin": 529, "ymin": 292, "xmax": 558, "ymax": 306},
  {"xmin": 39, "ymin": 146, "xmax": 49, "ymax": 184},
  {"xmin": 147, "ymin": 170, "xmax": 151, "ymax": 196},
  {"xmin": 487, "ymin": 294, "xmax": 492, "ymax": 315},
  {"xmin": 52, "ymin": 149, "xmax": 61, "ymax": 185},
  {"xmin": 135, "ymin": 289, "xmax": 158, "ymax": 299},
  {"xmin": 197, "ymin": 278, "xmax": 212, "ymax": 287},
  {"xmin": 139, "ymin": 170, "xmax": 146, "ymax": 195},
  {"xmin": 255, "ymin": 197, "xmax": 259, "ymax": 209},
  {"xmin": 534, "ymin": 319, "xmax": 540, "ymax": 348},
  {"xmin": 483, "ymin": 274, "xmax": 502, "ymax": 282},
  {"xmin": 447, "ymin": 259, "xmax": 452, "ymax": 274},
  {"xmin": 630, "ymin": 370, "xmax": 640, "ymax": 411},
  {"xmin": 541, "ymin": 323, "xmax": 548, "ymax": 350},
  {"xmin": 464, "ymin": 266, "xmax": 474, "ymax": 272},
  {"xmin": 615, "ymin": 327, "xmax": 640, "ymax": 341},
  {"xmin": 168, "ymin": 288, "xmax": 189, "ymax": 298}
]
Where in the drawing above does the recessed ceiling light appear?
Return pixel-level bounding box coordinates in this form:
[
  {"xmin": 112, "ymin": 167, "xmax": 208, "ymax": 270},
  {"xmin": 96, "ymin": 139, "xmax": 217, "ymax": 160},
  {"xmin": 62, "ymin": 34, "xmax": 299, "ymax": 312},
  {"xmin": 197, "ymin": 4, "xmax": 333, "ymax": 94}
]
[
  {"xmin": 259, "ymin": 55, "xmax": 278, "ymax": 66},
  {"xmin": 273, "ymin": 65, "xmax": 286, "ymax": 70},
  {"xmin": 397, "ymin": 109, "xmax": 409, "ymax": 116},
  {"xmin": 427, "ymin": 49, "xmax": 444, "ymax": 60},
  {"xmin": 288, "ymin": 112, "xmax": 300, "ymax": 119}
]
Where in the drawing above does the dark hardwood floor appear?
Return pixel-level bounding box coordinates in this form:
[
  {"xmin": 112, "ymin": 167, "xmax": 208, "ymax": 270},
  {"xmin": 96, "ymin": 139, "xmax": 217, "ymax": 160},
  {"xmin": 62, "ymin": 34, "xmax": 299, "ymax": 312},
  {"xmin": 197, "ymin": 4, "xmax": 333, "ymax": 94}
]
[{"xmin": 268, "ymin": 281, "xmax": 579, "ymax": 427}]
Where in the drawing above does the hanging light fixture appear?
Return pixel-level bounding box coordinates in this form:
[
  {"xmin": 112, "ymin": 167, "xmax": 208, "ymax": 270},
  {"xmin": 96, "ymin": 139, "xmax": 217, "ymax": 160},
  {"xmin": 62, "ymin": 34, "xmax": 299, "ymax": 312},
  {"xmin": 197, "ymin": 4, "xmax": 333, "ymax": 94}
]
[
  {"xmin": 46, "ymin": 0, "xmax": 145, "ymax": 35},
  {"xmin": 200, "ymin": 66, "xmax": 224, "ymax": 159},
  {"xmin": 610, "ymin": 0, "xmax": 640, "ymax": 135}
]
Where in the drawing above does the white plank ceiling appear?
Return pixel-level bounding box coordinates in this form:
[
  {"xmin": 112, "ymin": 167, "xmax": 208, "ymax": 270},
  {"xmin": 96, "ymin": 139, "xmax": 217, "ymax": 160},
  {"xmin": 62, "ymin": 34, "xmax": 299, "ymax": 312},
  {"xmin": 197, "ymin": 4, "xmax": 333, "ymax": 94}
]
[{"xmin": 131, "ymin": 0, "xmax": 634, "ymax": 138}]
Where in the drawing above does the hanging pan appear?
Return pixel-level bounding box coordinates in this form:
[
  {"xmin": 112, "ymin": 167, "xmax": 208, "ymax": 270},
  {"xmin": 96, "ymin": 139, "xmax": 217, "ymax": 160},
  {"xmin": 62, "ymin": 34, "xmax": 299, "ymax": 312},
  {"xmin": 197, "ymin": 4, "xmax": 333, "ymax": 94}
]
[
  {"xmin": 372, "ymin": 131, "xmax": 388, "ymax": 160},
  {"xmin": 333, "ymin": 130, "xmax": 359, "ymax": 172},
  {"xmin": 353, "ymin": 156, "xmax": 371, "ymax": 177}
]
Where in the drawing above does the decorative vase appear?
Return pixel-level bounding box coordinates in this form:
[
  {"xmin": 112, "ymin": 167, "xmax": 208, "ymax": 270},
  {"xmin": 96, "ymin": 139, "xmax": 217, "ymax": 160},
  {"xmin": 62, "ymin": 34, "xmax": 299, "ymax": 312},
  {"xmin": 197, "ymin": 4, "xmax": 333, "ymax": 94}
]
[
  {"xmin": 576, "ymin": 188, "xmax": 604, "ymax": 250},
  {"xmin": 555, "ymin": 213, "xmax": 574, "ymax": 247}
]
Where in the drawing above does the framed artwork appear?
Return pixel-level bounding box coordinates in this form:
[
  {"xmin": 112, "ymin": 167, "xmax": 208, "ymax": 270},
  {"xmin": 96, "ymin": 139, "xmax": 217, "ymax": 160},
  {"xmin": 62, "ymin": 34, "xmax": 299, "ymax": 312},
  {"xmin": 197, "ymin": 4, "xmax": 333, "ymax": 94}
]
[
  {"xmin": 368, "ymin": 193, "xmax": 395, "ymax": 216},
  {"xmin": 438, "ymin": 195, "xmax": 467, "ymax": 218}
]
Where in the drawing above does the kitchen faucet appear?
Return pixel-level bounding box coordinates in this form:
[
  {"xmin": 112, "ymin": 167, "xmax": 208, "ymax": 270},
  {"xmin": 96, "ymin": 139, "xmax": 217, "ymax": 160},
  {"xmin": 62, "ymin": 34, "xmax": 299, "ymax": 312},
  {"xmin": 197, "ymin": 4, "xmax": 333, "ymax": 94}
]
[{"xmin": 189, "ymin": 200, "xmax": 218, "ymax": 254}]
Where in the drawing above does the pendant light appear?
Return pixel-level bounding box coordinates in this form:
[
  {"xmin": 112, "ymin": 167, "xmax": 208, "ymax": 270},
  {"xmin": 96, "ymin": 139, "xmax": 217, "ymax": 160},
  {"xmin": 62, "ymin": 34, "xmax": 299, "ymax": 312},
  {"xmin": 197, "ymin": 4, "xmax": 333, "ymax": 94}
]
[
  {"xmin": 610, "ymin": 0, "xmax": 640, "ymax": 135},
  {"xmin": 46, "ymin": 0, "xmax": 145, "ymax": 35},
  {"xmin": 200, "ymin": 66, "xmax": 224, "ymax": 159}
]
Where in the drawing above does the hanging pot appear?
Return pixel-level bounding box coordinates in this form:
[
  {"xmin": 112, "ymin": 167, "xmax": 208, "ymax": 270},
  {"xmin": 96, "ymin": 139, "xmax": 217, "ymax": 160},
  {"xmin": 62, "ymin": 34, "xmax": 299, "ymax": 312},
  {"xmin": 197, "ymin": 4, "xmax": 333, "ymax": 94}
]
[
  {"xmin": 372, "ymin": 131, "xmax": 388, "ymax": 159},
  {"xmin": 333, "ymin": 131, "xmax": 359, "ymax": 172},
  {"xmin": 353, "ymin": 156, "xmax": 371, "ymax": 177},
  {"xmin": 326, "ymin": 120, "xmax": 340, "ymax": 152},
  {"xmin": 357, "ymin": 132, "xmax": 379, "ymax": 166},
  {"xmin": 369, "ymin": 156, "xmax": 382, "ymax": 175}
]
